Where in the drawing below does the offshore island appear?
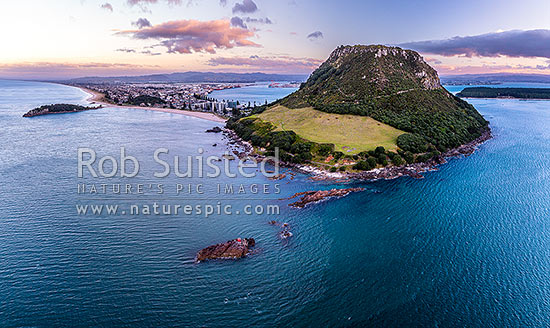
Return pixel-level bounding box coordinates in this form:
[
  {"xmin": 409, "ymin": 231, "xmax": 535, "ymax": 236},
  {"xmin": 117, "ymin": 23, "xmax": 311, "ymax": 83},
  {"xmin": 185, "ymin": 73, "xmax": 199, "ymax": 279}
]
[
  {"xmin": 226, "ymin": 45, "xmax": 491, "ymax": 180},
  {"xmin": 23, "ymin": 104, "xmax": 100, "ymax": 117}
]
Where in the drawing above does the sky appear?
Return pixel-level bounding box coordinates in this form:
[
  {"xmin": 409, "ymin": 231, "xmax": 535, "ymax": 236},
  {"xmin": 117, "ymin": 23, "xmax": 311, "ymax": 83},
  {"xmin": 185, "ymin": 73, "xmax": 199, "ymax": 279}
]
[{"xmin": 2, "ymin": 0, "xmax": 550, "ymax": 79}]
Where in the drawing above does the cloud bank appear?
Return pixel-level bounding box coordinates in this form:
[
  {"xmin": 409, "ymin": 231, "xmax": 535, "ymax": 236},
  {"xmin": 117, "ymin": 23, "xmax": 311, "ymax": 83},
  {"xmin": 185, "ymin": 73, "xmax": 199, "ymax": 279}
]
[
  {"xmin": 0, "ymin": 62, "xmax": 161, "ymax": 79},
  {"xmin": 207, "ymin": 55, "xmax": 322, "ymax": 73},
  {"xmin": 400, "ymin": 29, "xmax": 550, "ymax": 58},
  {"xmin": 118, "ymin": 19, "xmax": 259, "ymax": 54}
]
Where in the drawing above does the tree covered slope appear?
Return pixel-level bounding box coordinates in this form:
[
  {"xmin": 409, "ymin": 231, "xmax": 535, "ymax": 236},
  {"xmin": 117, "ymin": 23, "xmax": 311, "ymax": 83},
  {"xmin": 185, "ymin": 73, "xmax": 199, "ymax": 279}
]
[{"xmin": 277, "ymin": 45, "xmax": 489, "ymax": 153}]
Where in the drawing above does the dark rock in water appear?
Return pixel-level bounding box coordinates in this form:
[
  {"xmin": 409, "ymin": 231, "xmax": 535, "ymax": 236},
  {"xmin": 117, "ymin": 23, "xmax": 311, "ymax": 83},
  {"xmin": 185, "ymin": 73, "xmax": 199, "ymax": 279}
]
[
  {"xmin": 206, "ymin": 126, "xmax": 223, "ymax": 133},
  {"xmin": 280, "ymin": 230, "xmax": 293, "ymax": 239},
  {"xmin": 286, "ymin": 187, "xmax": 365, "ymax": 208},
  {"xmin": 196, "ymin": 238, "xmax": 255, "ymax": 262}
]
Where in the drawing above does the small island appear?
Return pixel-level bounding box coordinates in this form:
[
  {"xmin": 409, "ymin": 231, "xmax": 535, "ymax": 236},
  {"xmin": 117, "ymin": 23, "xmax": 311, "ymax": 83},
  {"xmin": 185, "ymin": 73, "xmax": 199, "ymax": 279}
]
[
  {"xmin": 457, "ymin": 87, "xmax": 550, "ymax": 99},
  {"xmin": 23, "ymin": 104, "xmax": 100, "ymax": 117}
]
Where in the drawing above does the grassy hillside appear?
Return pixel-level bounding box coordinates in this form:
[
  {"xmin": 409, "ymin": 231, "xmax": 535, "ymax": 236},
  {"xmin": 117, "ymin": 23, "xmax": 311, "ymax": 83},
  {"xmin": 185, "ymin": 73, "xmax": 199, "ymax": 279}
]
[
  {"xmin": 227, "ymin": 45, "xmax": 490, "ymax": 171},
  {"xmin": 277, "ymin": 45, "xmax": 489, "ymax": 152},
  {"xmin": 254, "ymin": 105, "xmax": 404, "ymax": 154}
]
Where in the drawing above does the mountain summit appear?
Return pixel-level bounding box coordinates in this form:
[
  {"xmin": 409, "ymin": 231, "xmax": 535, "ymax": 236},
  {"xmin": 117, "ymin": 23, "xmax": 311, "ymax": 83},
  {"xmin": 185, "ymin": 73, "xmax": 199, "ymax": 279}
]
[{"xmin": 279, "ymin": 45, "xmax": 489, "ymax": 152}]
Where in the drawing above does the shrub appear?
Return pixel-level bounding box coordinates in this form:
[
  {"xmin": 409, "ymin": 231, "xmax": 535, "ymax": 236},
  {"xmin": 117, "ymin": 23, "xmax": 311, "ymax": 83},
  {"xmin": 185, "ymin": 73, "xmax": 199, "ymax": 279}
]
[
  {"xmin": 375, "ymin": 146, "xmax": 386, "ymax": 154},
  {"xmin": 290, "ymin": 141, "xmax": 312, "ymax": 154},
  {"xmin": 318, "ymin": 143, "xmax": 335, "ymax": 156},
  {"xmin": 353, "ymin": 160, "xmax": 369, "ymax": 170},
  {"xmin": 403, "ymin": 151, "xmax": 414, "ymax": 164},
  {"xmin": 392, "ymin": 155, "xmax": 404, "ymax": 166},
  {"xmin": 333, "ymin": 151, "xmax": 344, "ymax": 160},
  {"xmin": 397, "ymin": 133, "xmax": 428, "ymax": 153},
  {"xmin": 367, "ymin": 156, "xmax": 377, "ymax": 168}
]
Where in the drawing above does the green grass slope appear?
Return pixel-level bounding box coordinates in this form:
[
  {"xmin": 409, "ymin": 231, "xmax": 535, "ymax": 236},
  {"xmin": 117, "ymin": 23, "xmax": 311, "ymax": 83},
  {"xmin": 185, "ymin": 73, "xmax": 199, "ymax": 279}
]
[{"xmin": 254, "ymin": 105, "xmax": 404, "ymax": 154}]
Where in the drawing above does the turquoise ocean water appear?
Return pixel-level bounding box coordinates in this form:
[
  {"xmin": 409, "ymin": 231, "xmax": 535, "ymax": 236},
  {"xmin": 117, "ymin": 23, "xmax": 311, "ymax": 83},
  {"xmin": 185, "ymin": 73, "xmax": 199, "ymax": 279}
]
[{"xmin": 1, "ymin": 80, "xmax": 550, "ymax": 326}]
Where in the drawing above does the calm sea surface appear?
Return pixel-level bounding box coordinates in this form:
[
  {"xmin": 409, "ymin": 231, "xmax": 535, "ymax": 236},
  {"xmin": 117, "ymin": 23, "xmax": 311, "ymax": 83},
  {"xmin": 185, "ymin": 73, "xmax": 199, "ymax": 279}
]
[
  {"xmin": 209, "ymin": 82, "xmax": 297, "ymax": 105},
  {"xmin": 1, "ymin": 80, "xmax": 550, "ymax": 327}
]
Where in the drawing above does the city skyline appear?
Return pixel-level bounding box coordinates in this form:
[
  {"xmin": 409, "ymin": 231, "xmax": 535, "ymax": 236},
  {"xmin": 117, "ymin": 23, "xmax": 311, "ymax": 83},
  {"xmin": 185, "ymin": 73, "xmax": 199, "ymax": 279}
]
[{"xmin": 3, "ymin": 0, "xmax": 550, "ymax": 79}]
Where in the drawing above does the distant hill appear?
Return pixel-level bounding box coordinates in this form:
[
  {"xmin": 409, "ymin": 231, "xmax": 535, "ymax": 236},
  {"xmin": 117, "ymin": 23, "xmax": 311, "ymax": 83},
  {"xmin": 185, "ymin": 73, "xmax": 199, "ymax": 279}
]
[
  {"xmin": 457, "ymin": 87, "xmax": 550, "ymax": 99},
  {"xmin": 227, "ymin": 45, "xmax": 490, "ymax": 171},
  {"xmin": 62, "ymin": 72, "xmax": 309, "ymax": 84},
  {"xmin": 441, "ymin": 73, "xmax": 550, "ymax": 85}
]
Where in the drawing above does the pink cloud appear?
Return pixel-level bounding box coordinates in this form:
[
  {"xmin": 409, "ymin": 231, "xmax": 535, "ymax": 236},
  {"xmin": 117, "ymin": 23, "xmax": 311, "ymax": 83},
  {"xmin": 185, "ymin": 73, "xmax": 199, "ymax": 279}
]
[
  {"xmin": 0, "ymin": 62, "xmax": 162, "ymax": 79},
  {"xmin": 100, "ymin": 3, "xmax": 113, "ymax": 11},
  {"xmin": 118, "ymin": 19, "xmax": 260, "ymax": 54}
]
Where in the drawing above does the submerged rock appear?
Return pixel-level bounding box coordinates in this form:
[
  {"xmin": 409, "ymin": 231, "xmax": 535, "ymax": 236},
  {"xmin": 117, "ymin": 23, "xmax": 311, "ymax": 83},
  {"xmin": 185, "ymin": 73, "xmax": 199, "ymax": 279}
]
[
  {"xmin": 287, "ymin": 187, "xmax": 365, "ymax": 208},
  {"xmin": 196, "ymin": 238, "xmax": 255, "ymax": 262}
]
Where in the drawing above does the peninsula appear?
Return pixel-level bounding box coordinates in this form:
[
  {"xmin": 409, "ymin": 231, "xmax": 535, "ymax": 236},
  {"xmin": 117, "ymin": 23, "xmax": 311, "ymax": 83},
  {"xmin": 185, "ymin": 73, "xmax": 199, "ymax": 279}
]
[{"xmin": 227, "ymin": 45, "xmax": 491, "ymax": 178}]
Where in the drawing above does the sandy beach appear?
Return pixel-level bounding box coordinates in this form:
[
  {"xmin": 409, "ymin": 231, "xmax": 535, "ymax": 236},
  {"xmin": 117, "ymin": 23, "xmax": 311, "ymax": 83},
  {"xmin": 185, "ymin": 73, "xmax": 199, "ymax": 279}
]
[{"xmin": 76, "ymin": 86, "xmax": 227, "ymax": 123}]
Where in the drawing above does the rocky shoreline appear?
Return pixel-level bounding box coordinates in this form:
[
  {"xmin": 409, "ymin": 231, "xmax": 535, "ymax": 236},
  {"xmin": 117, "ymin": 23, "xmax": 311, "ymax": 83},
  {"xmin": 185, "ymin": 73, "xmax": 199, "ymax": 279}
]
[{"xmin": 222, "ymin": 127, "xmax": 492, "ymax": 182}]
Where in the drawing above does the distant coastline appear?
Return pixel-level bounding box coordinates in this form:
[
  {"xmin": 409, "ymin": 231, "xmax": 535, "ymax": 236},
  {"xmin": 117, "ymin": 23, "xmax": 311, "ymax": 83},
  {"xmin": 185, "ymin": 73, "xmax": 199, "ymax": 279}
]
[
  {"xmin": 457, "ymin": 87, "xmax": 550, "ymax": 100},
  {"xmin": 73, "ymin": 85, "xmax": 227, "ymax": 123}
]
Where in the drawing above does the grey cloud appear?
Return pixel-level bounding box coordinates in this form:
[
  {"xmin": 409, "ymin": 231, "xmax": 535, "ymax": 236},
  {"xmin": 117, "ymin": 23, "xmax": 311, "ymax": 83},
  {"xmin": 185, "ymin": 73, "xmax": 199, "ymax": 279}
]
[
  {"xmin": 307, "ymin": 31, "xmax": 323, "ymax": 40},
  {"xmin": 141, "ymin": 50, "xmax": 162, "ymax": 56},
  {"xmin": 230, "ymin": 16, "xmax": 247, "ymax": 29},
  {"xmin": 400, "ymin": 29, "xmax": 550, "ymax": 58},
  {"xmin": 132, "ymin": 18, "xmax": 152, "ymax": 29},
  {"xmin": 116, "ymin": 48, "xmax": 137, "ymax": 53},
  {"xmin": 244, "ymin": 17, "xmax": 272, "ymax": 24},
  {"xmin": 232, "ymin": 0, "xmax": 258, "ymax": 14}
]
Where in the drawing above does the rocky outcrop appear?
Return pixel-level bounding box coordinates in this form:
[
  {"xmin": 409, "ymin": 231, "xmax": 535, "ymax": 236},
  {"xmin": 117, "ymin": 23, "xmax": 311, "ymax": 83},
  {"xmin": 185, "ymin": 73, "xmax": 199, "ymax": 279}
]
[
  {"xmin": 196, "ymin": 238, "xmax": 255, "ymax": 262},
  {"xmin": 286, "ymin": 187, "xmax": 365, "ymax": 208},
  {"xmin": 206, "ymin": 126, "xmax": 223, "ymax": 133}
]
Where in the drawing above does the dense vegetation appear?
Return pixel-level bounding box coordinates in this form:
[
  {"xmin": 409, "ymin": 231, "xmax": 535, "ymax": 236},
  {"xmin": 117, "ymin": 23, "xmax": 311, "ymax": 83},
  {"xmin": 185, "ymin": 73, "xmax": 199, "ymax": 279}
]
[
  {"xmin": 23, "ymin": 104, "xmax": 96, "ymax": 117},
  {"xmin": 227, "ymin": 45, "xmax": 490, "ymax": 171},
  {"xmin": 457, "ymin": 87, "xmax": 550, "ymax": 99},
  {"xmin": 34, "ymin": 104, "xmax": 90, "ymax": 113}
]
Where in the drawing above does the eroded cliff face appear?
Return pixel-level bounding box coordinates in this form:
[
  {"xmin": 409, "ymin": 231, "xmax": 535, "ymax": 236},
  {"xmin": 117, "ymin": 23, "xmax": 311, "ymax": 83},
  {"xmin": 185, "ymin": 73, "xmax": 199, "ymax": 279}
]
[{"xmin": 326, "ymin": 45, "xmax": 441, "ymax": 92}]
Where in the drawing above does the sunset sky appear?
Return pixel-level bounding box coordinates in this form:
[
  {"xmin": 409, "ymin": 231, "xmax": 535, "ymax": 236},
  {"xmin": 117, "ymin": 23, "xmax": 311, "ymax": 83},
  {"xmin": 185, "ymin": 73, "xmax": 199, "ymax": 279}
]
[{"xmin": 2, "ymin": 0, "xmax": 550, "ymax": 79}]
